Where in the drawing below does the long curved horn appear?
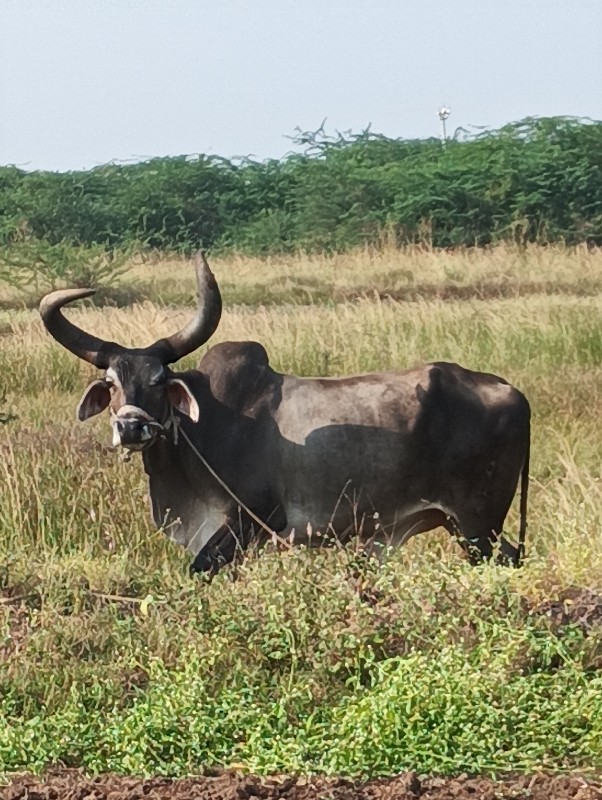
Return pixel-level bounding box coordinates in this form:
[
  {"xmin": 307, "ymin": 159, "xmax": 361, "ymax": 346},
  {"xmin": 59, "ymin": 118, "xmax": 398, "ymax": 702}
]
[
  {"xmin": 39, "ymin": 288, "xmax": 121, "ymax": 368},
  {"xmin": 39, "ymin": 251, "xmax": 221, "ymax": 368},
  {"xmin": 146, "ymin": 251, "xmax": 222, "ymax": 364}
]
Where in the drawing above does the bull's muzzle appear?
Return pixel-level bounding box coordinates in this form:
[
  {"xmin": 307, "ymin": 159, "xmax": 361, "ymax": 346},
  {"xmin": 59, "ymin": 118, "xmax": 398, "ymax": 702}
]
[{"xmin": 111, "ymin": 405, "xmax": 162, "ymax": 451}]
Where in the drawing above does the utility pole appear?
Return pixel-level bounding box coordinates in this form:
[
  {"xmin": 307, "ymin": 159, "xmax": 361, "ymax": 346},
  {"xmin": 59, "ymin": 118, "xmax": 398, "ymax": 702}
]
[{"xmin": 437, "ymin": 106, "xmax": 451, "ymax": 147}]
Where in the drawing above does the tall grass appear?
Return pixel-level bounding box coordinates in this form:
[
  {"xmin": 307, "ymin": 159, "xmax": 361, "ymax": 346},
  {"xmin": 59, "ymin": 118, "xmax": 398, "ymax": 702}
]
[
  {"xmin": 1, "ymin": 245, "xmax": 602, "ymax": 778},
  {"xmin": 2, "ymin": 240, "xmax": 602, "ymax": 309}
]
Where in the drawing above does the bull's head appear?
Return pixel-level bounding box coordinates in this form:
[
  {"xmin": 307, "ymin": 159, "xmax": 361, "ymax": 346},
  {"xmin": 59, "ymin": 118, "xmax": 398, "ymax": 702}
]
[{"xmin": 39, "ymin": 251, "xmax": 222, "ymax": 450}]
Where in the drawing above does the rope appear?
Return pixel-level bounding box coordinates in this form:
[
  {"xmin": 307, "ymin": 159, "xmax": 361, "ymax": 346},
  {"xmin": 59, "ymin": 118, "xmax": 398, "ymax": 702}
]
[{"xmin": 176, "ymin": 422, "xmax": 293, "ymax": 549}]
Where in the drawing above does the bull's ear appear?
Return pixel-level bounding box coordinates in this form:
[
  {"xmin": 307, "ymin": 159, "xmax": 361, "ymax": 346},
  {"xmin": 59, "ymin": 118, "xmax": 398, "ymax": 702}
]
[
  {"xmin": 76, "ymin": 380, "xmax": 111, "ymax": 422},
  {"xmin": 167, "ymin": 378, "xmax": 200, "ymax": 422}
]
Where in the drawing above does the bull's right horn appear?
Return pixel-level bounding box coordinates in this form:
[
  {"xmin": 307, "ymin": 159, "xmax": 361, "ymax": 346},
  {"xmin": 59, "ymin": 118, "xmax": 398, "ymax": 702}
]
[{"xmin": 39, "ymin": 288, "xmax": 121, "ymax": 369}]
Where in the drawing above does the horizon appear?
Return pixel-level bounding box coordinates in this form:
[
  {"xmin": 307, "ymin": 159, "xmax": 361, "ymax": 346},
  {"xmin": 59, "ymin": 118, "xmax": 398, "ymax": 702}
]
[{"xmin": 2, "ymin": 113, "xmax": 599, "ymax": 176}]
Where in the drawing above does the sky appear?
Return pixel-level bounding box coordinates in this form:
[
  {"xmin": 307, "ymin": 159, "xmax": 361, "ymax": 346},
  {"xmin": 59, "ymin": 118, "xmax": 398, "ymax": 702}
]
[{"xmin": 1, "ymin": 0, "xmax": 601, "ymax": 173}]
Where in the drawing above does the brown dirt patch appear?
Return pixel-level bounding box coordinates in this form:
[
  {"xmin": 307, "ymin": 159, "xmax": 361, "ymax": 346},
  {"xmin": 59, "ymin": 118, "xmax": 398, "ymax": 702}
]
[
  {"xmin": 2, "ymin": 770, "xmax": 602, "ymax": 800},
  {"xmin": 530, "ymin": 588, "xmax": 602, "ymax": 632},
  {"xmin": 0, "ymin": 583, "xmax": 40, "ymax": 658}
]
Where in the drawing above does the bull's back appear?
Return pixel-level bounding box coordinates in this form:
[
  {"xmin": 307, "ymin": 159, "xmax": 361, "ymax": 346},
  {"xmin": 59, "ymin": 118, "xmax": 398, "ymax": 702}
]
[{"xmin": 272, "ymin": 363, "xmax": 529, "ymax": 539}]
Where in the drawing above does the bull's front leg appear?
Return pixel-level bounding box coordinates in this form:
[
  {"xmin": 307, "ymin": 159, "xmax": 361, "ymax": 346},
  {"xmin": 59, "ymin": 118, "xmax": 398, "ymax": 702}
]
[
  {"xmin": 189, "ymin": 502, "xmax": 288, "ymax": 578},
  {"xmin": 188, "ymin": 520, "xmax": 247, "ymax": 578}
]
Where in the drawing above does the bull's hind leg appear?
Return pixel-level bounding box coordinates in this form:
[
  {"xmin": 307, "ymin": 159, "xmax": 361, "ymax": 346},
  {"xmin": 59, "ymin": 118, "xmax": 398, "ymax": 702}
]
[
  {"xmin": 448, "ymin": 515, "xmax": 517, "ymax": 565},
  {"xmin": 449, "ymin": 445, "xmax": 526, "ymax": 566},
  {"xmin": 449, "ymin": 483, "xmax": 520, "ymax": 565},
  {"xmin": 440, "ymin": 514, "xmax": 489, "ymax": 564}
]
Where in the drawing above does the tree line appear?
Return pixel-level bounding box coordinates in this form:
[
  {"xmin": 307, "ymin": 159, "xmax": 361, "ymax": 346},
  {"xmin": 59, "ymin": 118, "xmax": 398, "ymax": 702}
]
[{"xmin": 1, "ymin": 116, "xmax": 601, "ymax": 257}]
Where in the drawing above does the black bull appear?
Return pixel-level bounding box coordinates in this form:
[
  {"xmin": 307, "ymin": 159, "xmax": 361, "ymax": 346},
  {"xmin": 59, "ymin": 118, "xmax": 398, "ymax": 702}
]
[{"xmin": 39, "ymin": 252, "xmax": 531, "ymax": 574}]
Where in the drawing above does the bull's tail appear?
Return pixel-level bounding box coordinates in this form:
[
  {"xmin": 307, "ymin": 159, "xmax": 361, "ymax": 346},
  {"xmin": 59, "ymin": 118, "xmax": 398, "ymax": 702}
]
[{"xmin": 515, "ymin": 428, "xmax": 530, "ymax": 568}]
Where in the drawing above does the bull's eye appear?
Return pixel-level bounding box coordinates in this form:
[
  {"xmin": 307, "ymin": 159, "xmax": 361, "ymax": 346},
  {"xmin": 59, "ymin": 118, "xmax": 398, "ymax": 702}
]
[{"xmin": 149, "ymin": 371, "xmax": 166, "ymax": 387}]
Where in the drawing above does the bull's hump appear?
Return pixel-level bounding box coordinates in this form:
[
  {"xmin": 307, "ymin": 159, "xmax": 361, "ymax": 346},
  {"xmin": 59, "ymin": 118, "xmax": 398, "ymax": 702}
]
[
  {"xmin": 199, "ymin": 340, "xmax": 279, "ymax": 412},
  {"xmin": 199, "ymin": 340, "xmax": 270, "ymax": 371}
]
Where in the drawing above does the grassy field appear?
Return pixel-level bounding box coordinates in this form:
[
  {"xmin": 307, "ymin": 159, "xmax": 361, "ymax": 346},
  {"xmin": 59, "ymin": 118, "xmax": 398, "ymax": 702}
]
[{"xmin": 1, "ymin": 243, "xmax": 602, "ymax": 778}]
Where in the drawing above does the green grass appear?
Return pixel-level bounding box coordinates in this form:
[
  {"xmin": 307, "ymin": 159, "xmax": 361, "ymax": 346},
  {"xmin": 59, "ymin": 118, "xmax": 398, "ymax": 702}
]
[{"xmin": 2, "ymin": 245, "xmax": 602, "ymax": 778}]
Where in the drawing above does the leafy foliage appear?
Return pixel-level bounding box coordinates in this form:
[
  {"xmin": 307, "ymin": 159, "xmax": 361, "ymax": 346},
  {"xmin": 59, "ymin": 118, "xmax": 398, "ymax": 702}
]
[
  {"xmin": 0, "ymin": 117, "xmax": 601, "ymax": 256},
  {"xmin": 0, "ymin": 236, "xmax": 133, "ymax": 292}
]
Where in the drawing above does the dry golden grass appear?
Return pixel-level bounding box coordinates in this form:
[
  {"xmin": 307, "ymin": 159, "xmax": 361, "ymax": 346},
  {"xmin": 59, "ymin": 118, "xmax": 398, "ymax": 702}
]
[
  {"xmin": 2, "ymin": 248, "xmax": 602, "ymax": 574},
  {"xmin": 2, "ymin": 241, "xmax": 601, "ymax": 310},
  {"xmin": 124, "ymin": 242, "xmax": 602, "ymax": 301}
]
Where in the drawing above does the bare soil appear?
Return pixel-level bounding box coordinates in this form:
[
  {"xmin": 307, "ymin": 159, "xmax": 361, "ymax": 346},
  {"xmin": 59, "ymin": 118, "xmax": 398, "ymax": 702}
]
[
  {"xmin": 530, "ymin": 587, "xmax": 602, "ymax": 632},
  {"xmin": 3, "ymin": 770, "xmax": 602, "ymax": 800}
]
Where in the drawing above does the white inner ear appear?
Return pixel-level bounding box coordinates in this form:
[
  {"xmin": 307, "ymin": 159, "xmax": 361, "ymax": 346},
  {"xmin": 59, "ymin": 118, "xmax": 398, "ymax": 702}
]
[{"xmin": 167, "ymin": 378, "xmax": 200, "ymax": 422}]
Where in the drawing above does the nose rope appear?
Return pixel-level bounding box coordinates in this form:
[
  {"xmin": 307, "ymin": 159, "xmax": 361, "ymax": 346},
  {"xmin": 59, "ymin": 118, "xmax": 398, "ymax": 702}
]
[{"xmin": 115, "ymin": 406, "xmax": 291, "ymax": 549}]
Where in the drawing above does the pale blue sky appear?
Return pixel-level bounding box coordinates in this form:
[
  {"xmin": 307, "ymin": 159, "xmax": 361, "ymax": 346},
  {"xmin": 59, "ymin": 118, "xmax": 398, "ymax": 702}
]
[{"xmin": 1, "ymin": 0, "xmax": 600, "ymax": 172}]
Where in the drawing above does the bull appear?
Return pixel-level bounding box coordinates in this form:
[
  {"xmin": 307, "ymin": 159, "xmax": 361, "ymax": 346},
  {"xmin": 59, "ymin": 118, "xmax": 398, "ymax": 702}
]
[{"xmin": 39, "ymin": 252, "xmax": 530, "ymax": 574}]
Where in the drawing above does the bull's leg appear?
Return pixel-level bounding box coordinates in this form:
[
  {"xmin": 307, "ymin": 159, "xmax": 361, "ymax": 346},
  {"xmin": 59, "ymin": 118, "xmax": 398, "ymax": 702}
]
[
  {"xmin": 189, "ymin": 523, "xmax": 236, "ymax": 577},
  {"xmin": 467, "ymin": 533, "xmax": 518, "ymax": 566},
  {"xmin": 189, "ymin": 502, "xmax": 288, "ymax": 578},
  {"xmin": 442, "ymin": 515, "xmax": 489, "ymax": 564},
  {"xmin": 449, "ymin": 448, "xmax": 525, "ymax": 567},
  {"xmin": 496, "ymin": 536, "xmax": 520, "ymax": 566},
  {"xmin": 447, "ymin": 513, "xmax": 518, "ymax": 566}
]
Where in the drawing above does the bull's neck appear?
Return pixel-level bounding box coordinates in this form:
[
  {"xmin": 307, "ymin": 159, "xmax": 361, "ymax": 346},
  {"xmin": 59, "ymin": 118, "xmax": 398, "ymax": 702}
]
[
  {"xmin": 143, "ymin": 411, "xmax": 208, "ymax": 475},
  {"xmin": 141, "ymin": 396, "xmax": 229, "ymax": 496}
]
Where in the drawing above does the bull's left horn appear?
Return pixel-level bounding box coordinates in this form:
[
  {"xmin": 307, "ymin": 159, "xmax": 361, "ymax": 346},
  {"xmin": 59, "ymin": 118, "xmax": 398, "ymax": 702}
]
[
  {"xmin": 39, "ymin": 288, "xmax": 120, "ymax": 368},
  {"xmin": 146, "ymin": 251, "xmax": 222, "ymax": 364}
]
